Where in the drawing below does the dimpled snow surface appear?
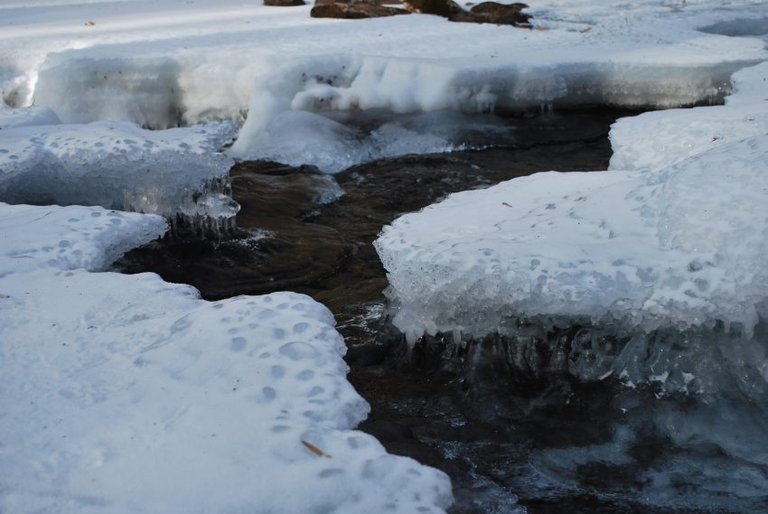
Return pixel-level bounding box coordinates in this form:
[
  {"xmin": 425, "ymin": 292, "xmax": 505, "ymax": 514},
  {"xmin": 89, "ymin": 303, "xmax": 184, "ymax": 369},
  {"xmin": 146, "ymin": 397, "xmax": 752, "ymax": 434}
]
[
  {"xmin": 375, "ymin": 61, "xmax": 768, "ymax": 381},
  {"xmin": 0, "ymin": 204, "xmax": 452, "ymax": 513}
]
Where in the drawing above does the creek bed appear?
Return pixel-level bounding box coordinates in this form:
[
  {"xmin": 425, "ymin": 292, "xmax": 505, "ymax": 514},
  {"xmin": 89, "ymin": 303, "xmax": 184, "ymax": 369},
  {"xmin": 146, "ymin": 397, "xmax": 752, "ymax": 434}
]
[{"xmin": 116, "ymin": 108, "xmax": 731, "ymax": 513}]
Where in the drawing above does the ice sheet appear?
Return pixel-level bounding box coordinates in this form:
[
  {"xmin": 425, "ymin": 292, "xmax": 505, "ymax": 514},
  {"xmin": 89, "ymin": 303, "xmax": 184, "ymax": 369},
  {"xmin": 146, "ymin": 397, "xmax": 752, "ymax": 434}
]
[
  {"xmin": 0, "ymin": 121, "xmax": 238, "ymax": 218},
  {"xmin": 375, "ymin": 62, "xmax": 768, "ymax": 344},
  {"xmin": 0, "ymin": 201, "xmax": 453, "ymax": 513},
  {"xmin": 1, "ymin": 0, "xmax": 766, "ymax": 170},
  {"xmin": 610, "ymin": 62, "xmax": 768, "ymax": 171},
  {"xmin": 0, "ymin": 201, "xmax": 167, "ymax": 275}
]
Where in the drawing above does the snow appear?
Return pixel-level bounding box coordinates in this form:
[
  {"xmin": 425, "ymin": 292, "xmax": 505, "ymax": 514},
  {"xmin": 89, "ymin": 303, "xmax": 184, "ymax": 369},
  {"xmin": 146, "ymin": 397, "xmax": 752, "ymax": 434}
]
[
  {"xmin": 2, "ymin": 0, "xmax": 768, "ymax": 510},
  {"xmin": 0, "ymin": 202, "xmax": 452, "ymax": 513},
  {"xmin": 0, "ymin": 120, "xmax": 238, "ymax": 218},
  {"xmin": 0, "ymin": 104, "xmax": 60, "ymax": 129},
  {"xmin": 610, "ymin": 61, "xmax": 768, "ymax": 171},
  {"xmin": 1, "ymin": 0, "xmax": 767, "ymax": 171},
  {"xmin": 375, "ymin": 60, "xmax": 768, "ymax": 345},
  {"xmin": 0, "ymin": 202, "xmax": 167, "ymax": 275}
]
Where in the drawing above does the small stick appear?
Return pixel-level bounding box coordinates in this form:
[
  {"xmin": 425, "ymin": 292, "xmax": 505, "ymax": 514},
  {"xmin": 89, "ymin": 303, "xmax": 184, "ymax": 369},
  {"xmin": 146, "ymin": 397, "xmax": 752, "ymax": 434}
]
[{"xmin": 302, "ymin": 440, "xmax": 332, "ymax": 458}]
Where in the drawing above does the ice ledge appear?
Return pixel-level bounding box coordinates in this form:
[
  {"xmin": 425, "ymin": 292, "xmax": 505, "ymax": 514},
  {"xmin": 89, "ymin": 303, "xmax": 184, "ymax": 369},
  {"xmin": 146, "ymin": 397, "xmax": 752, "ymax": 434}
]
[
  {"xmin": 0, "ymin": 120, "xmax": 241, "ymax": 234},
  {"xmin": 375, "ymin": 62, "xmax": 768, "ymax": 344},
  {"xmin": 0, "ymin": 202, "xmax": 454, "ymax": 513}
]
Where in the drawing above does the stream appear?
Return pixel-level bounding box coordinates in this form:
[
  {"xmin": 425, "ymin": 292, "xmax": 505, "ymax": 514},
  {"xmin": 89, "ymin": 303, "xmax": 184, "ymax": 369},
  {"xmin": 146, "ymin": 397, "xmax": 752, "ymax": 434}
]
[{"xmin": 116, "ymin": 108, "xmax": 759, "ymax": 513}]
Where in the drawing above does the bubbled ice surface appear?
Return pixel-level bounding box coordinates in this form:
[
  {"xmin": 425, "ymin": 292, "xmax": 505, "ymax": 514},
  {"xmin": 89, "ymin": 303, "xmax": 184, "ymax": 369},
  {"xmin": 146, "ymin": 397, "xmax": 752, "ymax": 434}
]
[{"xmin": 0, "ymin": 121, "xmax": 238, "ymax": 219}]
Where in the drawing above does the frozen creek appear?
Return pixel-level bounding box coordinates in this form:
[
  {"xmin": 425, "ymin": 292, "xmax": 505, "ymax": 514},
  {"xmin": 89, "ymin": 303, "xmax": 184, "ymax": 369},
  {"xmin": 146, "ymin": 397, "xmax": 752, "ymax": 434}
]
[
  {"xmin": 117, "ymin": 107, "xmax": 767, "ymax": 513},
  {"xmin": 4, "ymin": 1, "xmax": 768, "ymax": 511}
]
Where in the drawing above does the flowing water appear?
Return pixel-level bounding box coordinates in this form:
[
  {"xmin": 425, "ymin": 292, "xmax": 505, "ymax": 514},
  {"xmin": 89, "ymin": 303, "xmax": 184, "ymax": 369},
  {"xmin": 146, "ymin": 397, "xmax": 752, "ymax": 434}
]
[{"xmin": 116, "ymin": 109, "xmax": 767, "ymax": 513}]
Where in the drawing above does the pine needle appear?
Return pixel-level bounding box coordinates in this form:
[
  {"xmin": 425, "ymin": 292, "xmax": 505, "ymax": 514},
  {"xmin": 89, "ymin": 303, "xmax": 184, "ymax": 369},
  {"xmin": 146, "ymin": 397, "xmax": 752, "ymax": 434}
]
[{"xmin": 302, "ymin": 440, "xmax": 332, "ymax": 458}]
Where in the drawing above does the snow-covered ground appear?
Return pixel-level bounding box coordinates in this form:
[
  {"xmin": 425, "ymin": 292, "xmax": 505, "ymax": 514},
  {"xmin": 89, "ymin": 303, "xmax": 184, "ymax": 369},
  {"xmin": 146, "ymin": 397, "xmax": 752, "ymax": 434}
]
[
  {"xmin": 1, "ymin": 0, "xmax": 767, "ymax": 171},
  {"xmin": 0, "ymin": 204, "xmax": 452, "ymax": 513},
  {"xmin": 2, "ymin": 0, "xmax": 768, "ymax": 512}
]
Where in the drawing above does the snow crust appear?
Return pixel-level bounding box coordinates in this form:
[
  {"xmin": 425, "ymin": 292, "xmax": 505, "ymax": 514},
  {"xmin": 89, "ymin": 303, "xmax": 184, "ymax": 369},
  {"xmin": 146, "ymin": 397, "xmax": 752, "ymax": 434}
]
[
  {"xmin": 0, "ymin": 202, "xmax": 167, "ymax": 275},
  {"xmin": 0, "ymin": 202, "xmax": 453, "ymax": 513},
  {"xmin": 2, "ymin": 0, "xmax": 767, "ymax": 171},
  {"xmin": 375, "ymin": 61, "xmax": 768, "ymax": 345},
  {"xmin": 0, "ymin": 120, "xmax": 238, "ymax": 218},
  {"xmin": 610, "ymin": 61, "xmax": 768, "ymax": 171}
]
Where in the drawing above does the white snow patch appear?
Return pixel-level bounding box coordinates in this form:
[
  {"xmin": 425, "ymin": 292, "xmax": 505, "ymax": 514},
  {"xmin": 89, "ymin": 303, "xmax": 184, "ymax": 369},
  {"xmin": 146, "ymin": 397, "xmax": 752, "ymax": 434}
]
[
  {"xmin": 610, "ymin": 62, "xmax": 768, "ymax": 171},
  {"xmin": 0, "ymin": 202, "xmax": 167, "ymax": 275},
  {"xmin": 0, "ymin": 104, "xmax": 60, "ymax": 129},
  {"xmin": 0, "ymin": 201, "xmax": 453, "ymax": 513},
  {"xmin": 375, "ymin": 61, "xmax": 768, "ymax": 344},
  {"xmin": 1, "ymin": 0, "xmax": 766, "ymax": 170}
]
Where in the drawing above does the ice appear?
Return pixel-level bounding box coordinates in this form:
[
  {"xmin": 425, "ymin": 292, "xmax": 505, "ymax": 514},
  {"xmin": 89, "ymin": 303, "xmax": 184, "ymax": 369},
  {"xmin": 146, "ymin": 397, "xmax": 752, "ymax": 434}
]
[
  {"xmin": 2, "ymin": 0, "xmax": 767, "ymax": 171},
  {"xmin": 0, "ymin": 120, "xmax": 239, "ymax": 223},
  {"xmin": 0, "ymin": 202, "xmax": 167, "ymax": 275},
  {"xmin": 228, "ymin": 56, "xmax": 752, "ymax": 171},
  {"xmin": 0, "ymin": 202, "xmax": 452, "ymax": 513},
  {"xmin": 0, "ymin": 104, "xmax": 60, "ymax": 129},
  {"xmin": 610, "ymin": 62, "xmax": 768, "ymax": 171},
  {"xmin": 374, "ymin": 61, "xmax": 768, "ymax": 375},
  {"xmin": 230, "ymin": 109, "xmax": 463, "ymax": 173},
  {"xmin": 376, "ymin": 135, "xmax": 768, "ymax": 344},
  {"xmin": 373, "ymin": 58, "xmax": 768, "ymax": 509}
]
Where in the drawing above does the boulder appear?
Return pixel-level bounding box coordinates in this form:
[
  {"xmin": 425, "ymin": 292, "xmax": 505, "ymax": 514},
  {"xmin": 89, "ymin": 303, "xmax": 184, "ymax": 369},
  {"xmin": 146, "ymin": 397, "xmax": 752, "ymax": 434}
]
[
  {"xmin": 311, "ymin": 0, "xmax": 410, "ymax": 18},
  {"xmin": 451, "ymin": 1, "xmax": 532, "ymax": 27},
  {"xmin": 403, "ymin": 0, "xmax": 463, "ymax": 18}
]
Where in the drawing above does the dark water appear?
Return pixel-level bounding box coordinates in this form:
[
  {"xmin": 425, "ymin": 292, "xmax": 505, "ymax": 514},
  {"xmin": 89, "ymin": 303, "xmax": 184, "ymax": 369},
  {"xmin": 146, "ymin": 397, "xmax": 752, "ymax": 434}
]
[{"xmin": 116, "ymin": 109, "xmax": 755, "ymax": 513}]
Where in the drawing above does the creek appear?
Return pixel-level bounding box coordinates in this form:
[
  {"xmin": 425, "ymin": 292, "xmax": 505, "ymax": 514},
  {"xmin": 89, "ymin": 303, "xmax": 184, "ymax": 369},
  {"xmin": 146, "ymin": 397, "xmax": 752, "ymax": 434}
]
[{"xmin": 116, "ymin": 108, "xmax": 762, "ymax": 513}]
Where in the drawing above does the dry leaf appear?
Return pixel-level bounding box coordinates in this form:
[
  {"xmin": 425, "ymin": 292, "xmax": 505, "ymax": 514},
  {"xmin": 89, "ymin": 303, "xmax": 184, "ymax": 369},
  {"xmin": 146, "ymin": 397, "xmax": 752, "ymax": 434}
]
[
  {"xmin": 84, "ymin": 20, "xmax": 95, "ymax": 26},
  {"xmin": 302, "ymin": 440, "xmax": 332, "ymax": 458},
  {"xmin": 580, "ymin": 27, "xmax": 592, "ymax": 34}
]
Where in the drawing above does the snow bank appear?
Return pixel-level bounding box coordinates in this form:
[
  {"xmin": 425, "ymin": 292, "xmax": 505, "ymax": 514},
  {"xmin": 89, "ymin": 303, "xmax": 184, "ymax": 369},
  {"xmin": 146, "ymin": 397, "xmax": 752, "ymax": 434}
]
[
  {"xmin": 227, "ymin": 57, "xmax": 752, "ymax": 171},
  {"xmin": 0, "ymin": 202, "xmax": 167, "ymax": 275},
  {"xmin": 377, "ymin": 134, "xmax": 768, "ymax": 342},
  {"xmin": 375, "ymin": 60, "xmax": 768, "ymax": 347},
  {"xmin": 2, "ymin": 0, "xmax": 767, "ymax": 171},
  {"xmin": 610, "ymin": 62, "xmax": 768, "ymax": 171},
  {"xmin": 0, "ymin": 120, "xmax": 239, "ymax": 219},
  {"xmin": 0, "ymin": 104, "xmax": 60, "ymax": 129},
  {"xmin": 0, "ymin": 202, "xmax": 453, "ymax": 513}
]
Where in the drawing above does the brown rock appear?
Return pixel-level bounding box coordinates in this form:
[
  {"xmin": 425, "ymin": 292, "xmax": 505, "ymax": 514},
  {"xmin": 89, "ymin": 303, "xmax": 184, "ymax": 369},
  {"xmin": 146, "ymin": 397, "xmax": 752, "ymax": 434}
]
[
  {"xmin": 311, "ymin": 1, "xmax": 410, "ymax": 18},
  {"xmin": 403, "ymin": 0, "xmax": 463, "ymax": 18},
  {"xmin": 470, "ymin": 1, "xmax": 527, "ymax": 15},
  {"xmin": 264, "ymin": 0, "xmax": 305, "ymax": 5},
  {"xmin": 451, "ymin": 1, "xmax": 532, "ymax": 26}
]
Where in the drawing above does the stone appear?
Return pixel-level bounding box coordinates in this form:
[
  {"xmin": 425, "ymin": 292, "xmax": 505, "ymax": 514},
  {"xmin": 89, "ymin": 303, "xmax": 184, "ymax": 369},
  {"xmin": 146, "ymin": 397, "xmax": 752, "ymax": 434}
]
[
  {"xmin": 403, "ymin": 0, "xmax": 463, "ymax": 18},
  {"xmin": 311, "ymin": 1, "xmax": 410, "ymax": 19},
  {"xmin": 451, "ymin": 1, "xmax": 532, "ymax": 27}
]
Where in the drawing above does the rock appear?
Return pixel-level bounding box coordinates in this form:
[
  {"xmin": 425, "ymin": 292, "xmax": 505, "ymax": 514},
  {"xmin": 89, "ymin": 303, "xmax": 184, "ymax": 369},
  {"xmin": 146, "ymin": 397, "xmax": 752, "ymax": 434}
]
[
  {"xmin": 311, "ymin": 0, "xmax": 410, "ymax": 18},
  {"xmin": 451, "ymin": 1, "xmax": 532, "ymax": 27},
  {"xmin": 264, "ymin": 0, "xmax": 305, "ymax": 5},
  {"xmin": 403, "ymin": 0, "xmax": 463, "ymax": 18}
]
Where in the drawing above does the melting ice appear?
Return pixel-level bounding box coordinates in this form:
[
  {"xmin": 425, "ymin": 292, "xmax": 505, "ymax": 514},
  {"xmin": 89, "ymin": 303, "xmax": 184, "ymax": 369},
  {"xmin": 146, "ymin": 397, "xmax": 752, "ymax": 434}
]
[
  {"xmin": 375, "ymin": 59, "xmax": 768, "ymax": 509},
  {"xmin": 0, "ymin": 117, "xmax": 240, "ymax": 230}
]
